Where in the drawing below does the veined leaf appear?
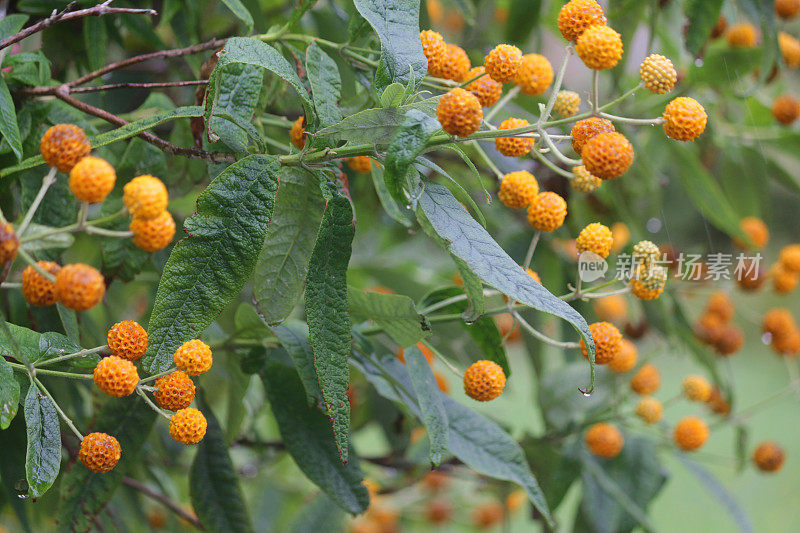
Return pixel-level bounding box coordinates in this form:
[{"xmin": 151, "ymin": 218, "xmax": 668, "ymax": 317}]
[
  {"xmin": 352, "ymin": 0, "xmax": 427, "ymax": 92},
  {"xmin": 380, "ymin": 83, "xmax": 406, "ymax": 108},
  {"xmin": 287, "ymin": 0, "xmax": 318, "ymax": 27},
  {"xmin": 348, "ymin": 287, "xmax": 431, "ymax": 347},
  {"xmin": 0, "ymin": 357, "xmax": 20, "ymax": 429},
  {"xmin": 684, "ymin": 0, "xmax": 724, "ymax": 56},
  {"xmin": 384, "ymin": 109, "xmax": 440, "ymax": 204},
  {"xmin": 19, "ymin": 223, "xmax": 75, "ymax": 252},
  {"xmin": 370, "ymin": 164, "xmax": 413, "ymax": 227},
  {"xmin": 209, "ymin": 63, "xmax": 264, "ymax": 152},
  {"xmin": 416, "ymin": 183, "xmax": 595, "ymax": 379},
  {"xmin": 404, "ymin": 346, "xmax": 448, "ymax": 466},
  {"xmin": 452, "ymin": 255, "xmax": 485, "ymax": 321},
  {"xmin": 83, "ymin": 16, "xmax": 107, "ymax": 72},
  {"xmin": 260, "ymin": 353, "xmax": 369, "ymax": 514},
  {"xmin": 306, "ymin": 44, "xmax": 343, "ymax": 130},
  {"xmin": 24, "ymin": 385, "xmax": 61, "ymax": 498},
  {"xmin": 305, "ymin": 196, "xmax": 355, "ymax": 462},
  {"xmin": 0, "ymin": 14, "xmax": 29, "ymax": 41},
  {"xmin": 220, "ymin": 0, "xmax": 254, "ymax": 32},
  {"xmin": 190, "ymin": 395, "xmax": 254, "ymax": 533},
  {"xmin": 0, "ymin": 77, "xmax": 22, "ymax": 161},
  {"xmin": 144, "ymin": 155, "xmax": 280, "ymax": 373},
  {"xmin": 254, "ymin": 167, "xmax": 325, "ymax": 324},
  {"xmin": 270, "ymin": 321, "xmax": 323, "ymax": 405}
]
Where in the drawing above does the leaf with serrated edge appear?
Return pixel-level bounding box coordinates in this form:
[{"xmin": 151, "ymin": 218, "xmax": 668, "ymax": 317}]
[
  {"xmin": 210, "ymin": 63, "xmax": 263, "ymax": 152},
  {"xmin": 0, "ymin": 77, "xmax": 22, "ymax": 161},
  {"xmin": 348, "ymin": 287, "xmax": 431, "ymax": 347},
  {"xmin": 144, "ymin": 155, "xmax": 280, "ymax": 373},
  {"xmin": 24, "ymin": 386, "xmax": 60, "ymax": 498},
  {"xmin": 190, "ymin": 395, "xmax": 254, "ymax": 532},
  {"xmin": 404, "ymin": 346, "xmax": 448, "ymax": 465},
  {"xmin": 254, "ymin": 167, "xmax": 325, "ymax": 324},
  {"xmin": 305, "ymin": 196, "xmax": 355, "ymax": 462}
]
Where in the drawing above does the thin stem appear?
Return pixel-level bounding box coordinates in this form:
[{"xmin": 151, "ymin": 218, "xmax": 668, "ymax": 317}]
[
  {"xmin": 523, "ymin": 231, "xmax": 542, "ymax": 270},
  {"xmin": 591, "ymin": 71, "xmax": 600, "ymax": 115},
  {"xmin": 139, "ymin": 368, "xmax": 177, "ymax": 384},
  {"xmin": 17, "ymin": 167, "xmax": 58, "ymax": 237},
  {"xmin": 470, "ymin": 141, "xmax": 504, "ymax": 180},
  {"xmin": 598, "ymin": 112, "xmax": 665, "ymax": 126},
  {"xmin": 33, "ymin": 377, "xmax": 83, "ymax": 440},
  {"xmin": 1, "ymin": 282, "xmax": 21, "ymax": 289},
  {"xmin": 485, "ymin": 86, "xmax": 520, "ymax": 122},
  {"xmin": 531, "ymin": 147, "xmax": 574, "ymax": 179},
  {"xmin": 35, "ymin": 345, "xmax": 109, "ymax": 368},
  {"xmin": 538, "ymin": 47, "xmax": 573, "ymax": 126},
  {"xmin": 11, "ymin": 363, "xmax": 95, "ymax": 379},
  {"xmin": 422, "ymin": 341, "xmax": 463, "ymax": 378},
  {"xmin": 539, "ymin": 130, "xmax": 581, "ymax": 166},
  {"xmin": 581, "ymin": 286, "xmax": 632, "ymax": 299},
  {"xmin": 84, "ymin": 226, "xmax": 134, "ymax": 238},
  {"xmin": 136, "ymin": 388, "xmax": 171, "ymax": 420},
  {"xmin": 122, "ymin": 477, "xmax": 206, "ymax": 531},
  {"xmin": 459, "ymin": 70, "xmax": 487, "ymax": 87},
  {"xmin": 16, "ymin": 249, "xmax": 56, "ymax": 282},
  {"xmin": 512, "ymin": 311, "xmax": 580, "ymax": 349}
]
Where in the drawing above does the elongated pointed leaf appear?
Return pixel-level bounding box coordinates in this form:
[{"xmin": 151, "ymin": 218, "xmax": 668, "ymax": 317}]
[
  {"xmin": 0, "ymin": 357, "xmax": 20, "ymax": 429},
  {"xmin": 24, "ymin": 386, "xmax": 61, "ymax": 498},
  {"xmin": 305, "ymin": 196, "xmax": 355, "ymax": 462},
  {"xmin": 684, "ymin": 0, "xmax": 724, "ymax": 56},
  {"xmin": 220, "ymin": 0, "xmax": 254, "ymax": 31},
  {"xmin": 306, "ymin": 44, "xmax": 342, "ymax": 130},
  {"xmin": 404, "ymin": 346, "xmax": 448, "ymax": 466},
  {"xmin": 210, "ymin": 63, "xmax": 263, "ymax": 152},
  {"xmin": 370, "ymin": 165, "xmax": 413, "ymax": 227},
  {"xmin": 261, "ymin": 354, "xmax": 369, "ymax": 514},
  {"xmin": 315, "ymin": 98, "xmax": 439, "ymax": 145},
  {"xmin": 144, "ymin": 155, "xmax": 280, "ymax": 373},
  {"xmin": 254, "ymin": 167, "xmax": 325, "ymax": 324},
  {"xmin": 384, "ymin": 110, "xmax": 440, "ymax": 204},
  {"xmin": 348, "ymin": 288, "xmax": 430, "ymax": 346},
  {"xmin": 190, "ymin": 396, "xmax": 253, "ymax": 533},
  {"xmin": 0, "ymin": 77, "xmax": 22, "ymax": 161},
  {"xmin": 271, "ymin": 321, "xmax": 323, "ymax": 405}
]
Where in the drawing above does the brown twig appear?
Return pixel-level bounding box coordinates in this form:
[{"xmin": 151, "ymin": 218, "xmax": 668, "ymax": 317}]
[
  {"xmin": 122, "ymin": 477, "xmax": 206, "ymax": 530},
  {"xmin": 0, "ymin": 1, "xmax": 157, "ymax": 51},
  {"xmin": 52, "ymin": 87, "xmax": 234, "ymax": 163},
  {"xmin": 19, "ymin": 80, "xmax": 210, "ymax": 96},
  {"xmin": 69, "ymin": 37, "xmax": 227, "ymax": 88}
]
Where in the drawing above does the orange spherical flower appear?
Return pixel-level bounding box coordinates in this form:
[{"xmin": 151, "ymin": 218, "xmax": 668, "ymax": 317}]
[
  {"xmin": 21, "ymin": 261, "xmax": 60, "ymax": 306},
  {"xmin": 580, "ymin": 321, "xmax": 622, "ymax": 364},
  {"xmin": 431, "ymin": 44, "xmax": 471, "ymax": 81},
  {"xmin": 772, "ymin": 95, "xmax": 800, "ymax": 125},
  {"xmin": 753, "ymin": 441, "xmax": 786, "ymax": 472},
  {"xmin": 123, "ymin": 175, "xmax": 168, "ymax": 220},
  {"xmin": 773, "ymin": 328, "xmax": 800, "ymax": 356},
  {"xmin": 594, "ymin": 294, "xmax": 628, "ymax": 324},
  {"xmin": 347, "ymin": 156, "xmax": 373, "ymax": 173},
  {"xmin": 635, "ymin": 397, "xmax": 663, "ymax": 424},
  {"xmin": 673, "ymin": 416, "xmax": 709, "ymax": 451},
  {"xmin": 571, "ymin": 165, "xmax": 602, "ymax": 193},
  {"xmin": 582, "ymin": 132, "xmax": 634, "ymax": 179},
  {"xmin": 779, "ymin": 32, "xmax": 800, "ymax": 68},
  {"xmin": 464, "ymin": 66, "xmax": 503, "ymax": 107},
  {"xmin": 707, "ymin": 386, "xmax": 731, "ymax": 416},
  {"xmin": 463, "ymin": 360, "xmax": 506, "ymax": 401},
  {"xmin": 726, "ymin": 23, "xmax": 758, "ymax": 48},
  {"xmin": 422, "ymin": 470, "xmax": 449, "ymax": 492},
  {"xmin": 557, "ymin": 0, "xmax": 607, "ymax": 41},
  {"xmin": 425, "ymin": 499, "xmax": 452, "ymax": 524},
  {"xmin": 514, "ymin": 53, "xmax": 554, "ymax": 96},
  {"xmin": 290, "ymin": 116, "xmax": 306, "ymax": 149},
  {"xmin": 107, "ymin": 320, "xmax": 148, "ymax": 361},
  {"xmin": 472, "ymin": 501, "xmax": 504, "ymax": 528},
  {"xmin": 79, "ymin": 432, "xmax": 121, "ymax": 473},
  {"xmin": 682, "ymin": 375, "xmax": 712, "ymax": 402},
  {"xmin": 93, "ymin": 355, "xmax": 139, "ymax": 397},
  {"xmin": 437, "ymin": 88, "xmax": 483, "ymax": 137},
  {"xmin": 631, "ymin": 265, "xmax": 667, "ymax": 301},
  {"xmin": 571, "ymin": 117, "xmax": 615, "ymax": 154},
  {"xmin": 713, "ymin": 325, "xmax": 744, "ymax": 355},
  {"xmin": 663, "ymin": 97, "xmax": 707, "ymax": 142},
  {"xmin": 174, "ymin": 339, "xmax": 213, "ymax": 376},
  {"xmin": 737, "ymin": 257, "xmax": 765, "ymax": 291},
  {"xmin": 495, "ymin": 118, "xmax": 534, "ymax": 157},
  {"xmin": 630, "ymin": 363, "xmax": 660, "ymax": 395},
  {"xmin": 772, "ymin": 263, "xmax": 800, "ymax": 294},
  {"xmin": 0, "ymin": 222, "xmax": 19, "ymax": 267},
  {"xmin": 611, "ymin": 222, "xmax": 630, "ymax": 254},
  {"xmin": 484, "ymin": 44, "xmax": 523, "ymax": 83},
  {"xmin": 420, "ymin": 30, "xmax": 447, "ymax": 74},
  {"xmin": 776, "ymin": 0, "xmax": 800, "ymax": 19},
  {"xmin": 130, "ymin": 211, "xmax": 176, "ymax": 253},
  {"xmin": 585, "ymin": 423, "xmax": 624, "ymax": 458},
  {"xmin": 54, "ymin": 263, "xmax": 105, "ymax": 311},
  {"xmin": 69, "ymin": 156, "xmax": 116, "ymax": 204},
  {"xmin": 499, "ymin": 171, "xmax": 539, "ymax": 209},
  {"xmin": 576, "ymin": 222, "xmax": 614, "ymax": 259},
  {"xmin": 639, "ymin": 54, "xmax": 677, "ymax": 94},
  {"xmin": 734, "ymin": 216, "xmax": 769, "ymax": 250},
  {"xmin": 40, "ymin": 124, "xmax": 91, "ymax": 173},
  {"xmin": 576, "ymin": 25, "xmax": 624, "ymax": 70},
  {"xmin": 526, "ymin": 192, "xmax": 567, "ymax": 232},
  {"xmin": 631, "ymin": 239, "xmax": 660, "ymax": 267},
  {"xmin": 169, "ymin": 407, "xmax": 207, "ymax": 444},
  {"xmin": 553, "ymin": 90, "xmax": 581, "ymax": 118},
  {"xmin": 154, "ymin": 370, "xmax": 196, "ymax": 411},
  {"xmin": 506, "ymin": 490, "xmax": 526, "ymax": 513},
  {"xmin": 763, "ymin": 308, "xmax": 796, "ymax": 337},
  {"xmin": 526, "ymin": 268, "xmax": 541, "ymax": 283},
  {"xmin": 608, "ymin": 338, "xmax": 637, "ymax": 373},
  {"xmin": 705, "ymin": 291, "xmax": 734, "ymax": 322}
]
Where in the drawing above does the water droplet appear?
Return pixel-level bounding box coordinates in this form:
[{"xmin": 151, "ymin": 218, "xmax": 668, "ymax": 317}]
[
  {"xmin": 761, "ymin": 332, "xmax": 773, "ymax": 344},
  {"xmin": 694, "ymin": 58, "xmax": 704, "ymax": 67},
  {"xmin": 646, "ymin": 217, "xmax": 662, "ymax": 233},
  {"xmin": 463, "ymin": 319, "xmax": 476, "ymax": 326},
  {"xmin": 582, "ymin": 391, "xmax": 592, "ymax": 398},
  {"xmin": 405, "ymin": 204, "xmax": 412, "ymax": 210}
]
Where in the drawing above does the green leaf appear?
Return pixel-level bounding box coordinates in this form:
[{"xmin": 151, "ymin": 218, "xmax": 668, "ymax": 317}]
[
  {"xmin": 24, "ymin": 385, "xmax": 61, "ymax": 498},
  {"xmin": 290, "ymin": 493, "xmax": 346, "ymax": 533},
  {"xmin": 287, "ymin": 0, "xmax": 318, "ymax": 27},
  {"xmin": 735, "ymin": 425, "xmax": 749, "ymax": 473},
  {"xmin": 0, "ymin": 321, "xmax": 79, "ymax": 366},
  {"xmin": 143, "ymin": 155, "xmax": 280, "ymax": 373},
  {"xmin": 254, "ymin": 166, "xmax": 325, "ymax": 325},
  {"xmin": 190, "ymin": 395, "xmax": 254, "ymax": 533},
  {"xmin": 505, "ymin": 0, "xmax": 542, "ymax": 44},
  {"xmin": 380, "ymin": 83, "xmax": 406, "ymax": 108},
  {"xmin": 315, "ymin": 97, "xmax": 439, "ymax": 145},
  {"xmin": 305, "ymin": 195, "xmax": 355, "ymax": 462},
  {"xmin": 0, "ymin": 14, "xmax": 29, "ymax": 40},
  {"xmin": 209, "ymin": 63, "xmax": 264, "ymax": 152},
  {"xmin": 19, "ymin": 223, "xmax": 75, "ymax": 252},
  {"xmin": 220, "ymin": 0, "xmax": 254, "ymax": 32},
  {"xmin": 306, "ymin": 44, "xmax": 343, "ymax": 130},
  {"xmin": 348, "ymin": 287, "xmax": 431, "ymax": 347},
  {"xmin": 416, "ymin": 183, "xmax": 595, "ymax": 374},
  {"xmin": 270, "ymin": 321, "xmax": 323, "ymax": 405},
  {"xmin": 206, "ymin": 38, "xmax": 313, "ymax": 138},
  {"xmin": 57, "ymin": 397, "xmax": 156, "ymax": 533},
  {"xmin": 452, "ymin": 255, "xmax": 485, "ymax": 321},
  {"xmin": 683, "ymin": 0, "xmax": 724, "ymax": 56},
  {"xmin": 404, "ymin": 346, "xmax": 448, "ymax": 465},
  {"xmin": 83, "ymin": 16, "xmax": 108, "ymax": 71},
  {"xmin": 260, "ymin": 353, "xmax": 369, "ymax": 514},
  {"xmin": 352, "ymin": 0, "xmax": 427, "ymax": 92},
  {"xmin": 370, "ymin": 164, "xmax": 413, "ymax": 227},
  {"xmin": 384, "ymin": 109, "xmax": 440, "ymax": 203},
  {"xmin": 737, "ymin": 0, "xmax": 779, "ymax": 95},
  {"xmin": 0, "ymin": 77, "xmax": 23, "ymax": 161},
  {"xmin": 0, "ymin": 415, "xmax": 32, "ymax": 531},
  {"xmin": 676, "ymin": 453, "xmax": 753, "ymax": 533},
  {"xmin": 0, "ymin": 356, "xmax": 20, "ymax": 429},
  {"xmin": 1, "ymin": 106, "xmax": 205, "ymax": 178}
]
